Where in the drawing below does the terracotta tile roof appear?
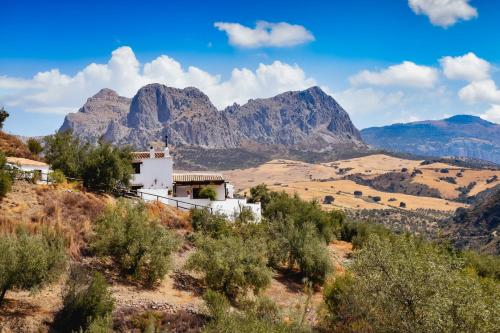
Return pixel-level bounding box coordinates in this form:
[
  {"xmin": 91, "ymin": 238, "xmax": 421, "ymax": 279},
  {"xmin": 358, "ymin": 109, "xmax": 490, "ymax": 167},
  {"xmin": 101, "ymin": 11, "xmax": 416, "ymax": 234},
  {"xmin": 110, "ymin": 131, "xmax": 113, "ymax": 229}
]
[
  {"xmin": 173, "ymin": 173, "xmax": 225, "ymax": 183},
  {"xmin": 132, "ymin": 151, "xmax": 167, "ymax": 160},
  {"xmin": 6, "ymin": 157, "xmax": 48, "ymax": 167}
]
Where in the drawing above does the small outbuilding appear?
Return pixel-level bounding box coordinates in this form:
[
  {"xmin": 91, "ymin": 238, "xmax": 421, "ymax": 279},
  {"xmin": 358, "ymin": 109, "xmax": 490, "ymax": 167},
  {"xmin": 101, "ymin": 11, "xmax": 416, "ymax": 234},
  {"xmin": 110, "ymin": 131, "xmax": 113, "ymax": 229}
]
[{"xmin": 6, "ymin": 157, "xmax": 50, "ymax": 182}]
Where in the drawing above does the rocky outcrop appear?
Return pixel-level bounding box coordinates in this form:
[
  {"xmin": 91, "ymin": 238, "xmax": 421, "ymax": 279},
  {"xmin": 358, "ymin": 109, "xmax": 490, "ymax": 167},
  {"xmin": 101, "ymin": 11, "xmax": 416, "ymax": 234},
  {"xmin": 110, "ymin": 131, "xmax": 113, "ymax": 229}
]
[
  {"xmin": 361, "ymin": 115, "xmax": 500, "ymax": 164},
  {"xmin": 60, "ymin": 88, "xmax": 131, "ymax": 143},
  {"xmin": 60, "ymin": 84, "xmax": 365, "ymax": 155}
]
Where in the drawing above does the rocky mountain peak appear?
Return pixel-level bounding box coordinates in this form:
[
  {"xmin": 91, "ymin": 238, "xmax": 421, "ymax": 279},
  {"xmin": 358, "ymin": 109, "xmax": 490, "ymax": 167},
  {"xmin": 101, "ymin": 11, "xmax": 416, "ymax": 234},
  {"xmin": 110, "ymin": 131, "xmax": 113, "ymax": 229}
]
[{"xmin": 60, "ymin": 84, "xmax": 366, "ymax": 160}]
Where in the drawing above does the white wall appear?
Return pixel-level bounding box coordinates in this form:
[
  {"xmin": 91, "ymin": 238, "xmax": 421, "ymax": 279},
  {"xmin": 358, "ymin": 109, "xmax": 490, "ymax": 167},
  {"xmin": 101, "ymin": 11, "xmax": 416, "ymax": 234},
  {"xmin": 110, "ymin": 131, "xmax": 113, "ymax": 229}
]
[
  {"xmin": 138, "ymin": 189, "xmax": 261, "ymax": 222},
  {"xmin": 132, "ymin": 157, "xmax": 173, "ymax": 190},
  {"xmin": 18, "ymin": 165, "xmax": 50, "ymax": 181}
]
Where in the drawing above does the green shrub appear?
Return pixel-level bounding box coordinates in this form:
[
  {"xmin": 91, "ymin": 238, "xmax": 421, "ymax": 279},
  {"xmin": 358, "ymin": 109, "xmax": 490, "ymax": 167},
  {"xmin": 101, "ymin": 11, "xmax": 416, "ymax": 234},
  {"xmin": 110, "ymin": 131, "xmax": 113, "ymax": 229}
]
[
  {"xmin": 198, "ymin": 186, "xmax": 217, "ymax": 200},
  {"xmin": 322, "ymin": 235, "xmax": 500, "ymax": 332},
  {"xmin": 186, "ymin": 234, "xmax": 272, "ymax": 300},
  {"xmin": 92, "ymin": 200, "xmax": 179, "ymax": 286},
  {"xmin": 44, "ymin": 131, "xmax": 132, "ymax": 192},
  {"xmin": 48, "ymin": 169, "xmax": 67, "ymax": 184},
  {"xmin": 81, "ymin": 141, "xmax": 133, "ymax": 192},
  {"xmin": 340, "ymin": 221, "xmax": 392, "ymax": 249},
  {"xmin": 266, "ymin": 219, "xmax": 331, "ymax": 285},
  {"xmin": 202, "ymin": 291, "xmax": 309, "ymax": 333},
  {"xmin": 44, "ymin": 130, "xmax": 87, "ymax": 179},
  {"xmin": 0, "ymin": 107, "xmax": 8, "ymax": 129},
  {"xmin": 462, "ymin": 250, "xmax": 500, "ymax": 280},
  {"xmin": 0, "ymin": 170, "xmax": 12, "ymax": 198},
  {"xmin": 0, "ymin": 151, "xmax": 6, "ymax": 168},
  {"xmin": 248, "ymin": 184, "xmax": 272, "ymax": 210},
  {"xmin": 0, "ymin": 230, "xmax": 66, "ymax": 306},
  {"xmin": 27, "ymin": 138, "xmax": 43, "ymax": 155},
  {"xmin": 54, "ymin": 270, "xmax": 114, "ymax": 332},
  {"xmin": 190, "ymin": 209, "xmax": 231, "ymax": 239}
]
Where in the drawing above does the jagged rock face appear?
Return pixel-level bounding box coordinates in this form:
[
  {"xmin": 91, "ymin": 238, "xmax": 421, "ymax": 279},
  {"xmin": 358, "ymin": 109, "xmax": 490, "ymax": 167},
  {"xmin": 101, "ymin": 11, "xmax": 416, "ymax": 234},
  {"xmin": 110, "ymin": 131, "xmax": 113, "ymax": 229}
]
[
  {"xmin": 60, "ymin": 84, "xmax": 365, "ymax": 153},
  {"xmin": 60, "ymin": 88, "xmax": 131, "ymax": 143},
  {"xmin": 225, "ymin": 86, "xmax": 363, "ymax": 151},
  {"xmin": 361, "ymin": 115, "xmax": 500, "ymax": 164}
]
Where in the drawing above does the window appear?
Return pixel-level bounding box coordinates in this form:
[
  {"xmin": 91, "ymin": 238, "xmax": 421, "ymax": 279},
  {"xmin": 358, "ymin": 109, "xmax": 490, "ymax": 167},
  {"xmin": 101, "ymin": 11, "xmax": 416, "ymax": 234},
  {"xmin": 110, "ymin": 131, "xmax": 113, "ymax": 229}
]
[
  {"xmin": 132, "ymin": 162, "xmax": 141, "ymax": 174},
  {"xmin": 192, "ymin": 188, "xmax": 201, "ymax": 199}
]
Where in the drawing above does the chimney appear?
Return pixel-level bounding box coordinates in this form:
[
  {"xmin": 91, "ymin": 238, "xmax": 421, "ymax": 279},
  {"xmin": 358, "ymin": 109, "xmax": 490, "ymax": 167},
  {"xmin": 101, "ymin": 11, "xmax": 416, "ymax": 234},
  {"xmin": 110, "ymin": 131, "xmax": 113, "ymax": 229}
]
[
  {"xmin": 149, "ymin": 145, "xmax": 154, "ymax": 158},
  {"xmin": 164, "ymin": 135, "xmax": 170, "ymax": 157}
]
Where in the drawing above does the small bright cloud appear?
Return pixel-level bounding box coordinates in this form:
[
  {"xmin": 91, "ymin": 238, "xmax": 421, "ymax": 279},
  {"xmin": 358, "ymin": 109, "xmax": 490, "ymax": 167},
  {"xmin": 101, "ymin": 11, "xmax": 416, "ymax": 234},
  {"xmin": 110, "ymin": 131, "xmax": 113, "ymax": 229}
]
[
  {"xmin": 214, "ymin": 21, "xmax": 314, "ymax": 48},
  {"xmin": 480, "ymin": 104, "xmax": 500, "ymax": 124},
  {"xmin": 408, "ymin": 0, "xmax": 478, "ymax": 28},
  {"xmin": 349, "ymin": 61, "xmax": 438, "ymax": 88},
  {"xmin": 0, "ymin": 46, "xmax": 316, "ymax": 114},
  {"xmin": 459, "ymin": 79, "xmax": 500, "ymax": 104},
  {"xmin": 440, "ymin": 52, "xmax": 491, "ymax": 81}
]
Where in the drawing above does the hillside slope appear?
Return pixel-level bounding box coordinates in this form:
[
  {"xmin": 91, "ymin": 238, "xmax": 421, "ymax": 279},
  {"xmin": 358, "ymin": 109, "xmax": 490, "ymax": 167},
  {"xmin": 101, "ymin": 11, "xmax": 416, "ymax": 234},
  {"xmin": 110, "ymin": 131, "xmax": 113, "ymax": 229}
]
[
  {"xmin": 361, "ymin": 115, "xmax": 500, "ymax": 164},
  {"xmin": 444, "ymin": 185, "xmax": 500, "ymax": 255}
]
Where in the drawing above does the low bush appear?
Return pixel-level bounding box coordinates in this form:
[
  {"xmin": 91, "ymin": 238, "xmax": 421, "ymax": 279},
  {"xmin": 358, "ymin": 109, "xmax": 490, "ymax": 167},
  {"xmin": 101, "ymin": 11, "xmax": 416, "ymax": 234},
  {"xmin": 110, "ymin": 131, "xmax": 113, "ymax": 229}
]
[
  {"xmin": 190, "ymin": 209, "xmax": 231, "ymax": 239},
  {"xmin": 186, "ymin": 234, "xmax": 272, "ymax": 300},
  {"xmin": 198, "ymin": 186, "xmax": 217, "ymax": 200},
  {"xmin": 202, "ymin": 290, "xmax": 309, "ymax": 333},
  {"xmin": 322, "ymin": 235, "xmax": 500, "ymax": 332},
  {"xmin": 27, "ymin": 138, "xmax": 43, "ymax": 155},
  {"xmin": 0, "ymin": 170, "xmax": 12, "ymax": 198},
  {"xmin": 91, "ymin": 200, "xmax": 179, "ymax": 286},
  {"xmin": 0, "ymin": 230, "xmax": 66, "ymax": 306},
  {"xmin": 340, "ymin": 221, "xmax": 392, "ymax": 249},
  {"xmin": 48, "ymin": 169, "xmax": 66, "ymax": 184},
  {"xmin": 53, "ymin": 269, "xmax": 114, "ymax": 332}
]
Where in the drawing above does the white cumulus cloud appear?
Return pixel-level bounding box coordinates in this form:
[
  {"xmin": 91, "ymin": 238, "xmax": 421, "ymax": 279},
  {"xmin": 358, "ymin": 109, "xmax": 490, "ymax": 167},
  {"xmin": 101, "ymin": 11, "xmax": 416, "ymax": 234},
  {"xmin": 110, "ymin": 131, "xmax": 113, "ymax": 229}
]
[
  {"xmin": 0, "ymin": 46, "xmax": 316, "ymax": 114},
  {"xmin": 349, "ymin": 61, "xmax": 438, "ymax": 88},
  {"xmin": 480, "ymin": 104, "xmax": 500, "ymax": 124},
  {"xmin": 214, "ymin": 21, "xmax": 314, "ymax": 48},
  {"xmin": 459, "ymin": 79, "xmax": 500, "ymax": 104},
  {"xmin": 440, "ymin": 52, "xmax": 491, "ymax": 81},
  {"xmin": 408, "ymin": 0, "xmax": 478, "ymax": 28}
]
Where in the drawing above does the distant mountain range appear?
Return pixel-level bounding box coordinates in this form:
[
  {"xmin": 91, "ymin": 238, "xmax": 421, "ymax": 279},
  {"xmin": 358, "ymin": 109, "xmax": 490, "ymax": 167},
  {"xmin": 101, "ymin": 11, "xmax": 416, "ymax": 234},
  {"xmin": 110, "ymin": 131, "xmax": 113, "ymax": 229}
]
[
  {"xmin": 60, "ymin": 84, "xmax": 366, "ymax": 168},
  {"xmin": 361, "ymin": 115, "xmax": 500, "ymax": 165}
]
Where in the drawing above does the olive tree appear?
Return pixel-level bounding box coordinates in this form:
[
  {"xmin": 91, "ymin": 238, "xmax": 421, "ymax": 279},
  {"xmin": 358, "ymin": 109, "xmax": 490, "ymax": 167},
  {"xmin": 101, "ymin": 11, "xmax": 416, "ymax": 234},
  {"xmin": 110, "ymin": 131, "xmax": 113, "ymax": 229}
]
[
  {"xmin": 323, "ymin": 235, "xmax": 500, "ymax": 333},
  {"xmin": 186, "ymin": 234, "xmax": 272, "ymax": 300},
  {"xmin": 91, "ymin": 200, "xmax": 179, "ymax": 286},
  {"xmin": 0, "ymin": 231, "xmax": 66, "ymax": 306}
]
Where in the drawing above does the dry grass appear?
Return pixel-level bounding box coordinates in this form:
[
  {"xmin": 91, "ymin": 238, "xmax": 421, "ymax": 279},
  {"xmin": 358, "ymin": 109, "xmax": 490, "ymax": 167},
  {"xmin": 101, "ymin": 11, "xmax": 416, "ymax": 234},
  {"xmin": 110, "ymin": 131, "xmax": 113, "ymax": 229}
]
[
  {"xmin": 224, "ymin": 154, "xmax": 499, "ymax": 212},
  {"xmin": 147, "ymin": 201, "xmax": 192, "ymax": 230},
  {"xmin": 0, "ymin": 131, "xmax": 38, "ymax": 159},
  {"xmin": 0, "ymin": 181, "xmax": 109, "ymax": 258}
]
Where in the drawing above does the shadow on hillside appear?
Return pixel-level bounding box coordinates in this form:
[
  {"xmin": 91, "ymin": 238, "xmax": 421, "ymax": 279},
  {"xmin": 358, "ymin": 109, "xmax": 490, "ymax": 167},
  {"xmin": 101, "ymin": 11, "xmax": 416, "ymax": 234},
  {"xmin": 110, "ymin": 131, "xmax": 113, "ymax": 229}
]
[
  {"xmin": 0, "ymin": 298, "xmax": 41, "ymax": 319},
  {"xmin": 171, "ymin": 270, "xmax": 205, "ymax": 296}
]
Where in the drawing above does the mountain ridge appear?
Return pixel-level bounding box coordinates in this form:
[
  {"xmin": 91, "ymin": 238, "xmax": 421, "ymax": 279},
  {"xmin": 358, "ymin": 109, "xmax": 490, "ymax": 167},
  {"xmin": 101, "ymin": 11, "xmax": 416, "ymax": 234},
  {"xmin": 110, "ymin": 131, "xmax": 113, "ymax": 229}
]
[
  {"xmin": 361, "ymin": 115, "xmax": 500, "ymax": 164},
  {"xmin": 59, "ymin": 84, "xmax": 367, "ymax": 167}
]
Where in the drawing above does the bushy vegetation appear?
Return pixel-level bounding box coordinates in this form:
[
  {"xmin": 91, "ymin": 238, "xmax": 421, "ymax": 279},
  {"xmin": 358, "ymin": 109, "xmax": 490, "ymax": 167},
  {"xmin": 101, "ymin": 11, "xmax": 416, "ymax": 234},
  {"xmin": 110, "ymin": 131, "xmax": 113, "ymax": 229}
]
[
  {"xmin": 48, "ymin": 169, "xmax": 67, "ymax": 184},
  {"xmin": 0, "ymin": 230, "xmax": 66, "ymax": 306},
  {"xmin": 0, "ymin": 107, "xmax": 8, "ymax": 129},
  {"xmin": 27, "ymin": 138, "xmax": 43, "ymax": 155},
  {"xmin": 0, "ymin": 151, "xmax": 12, "ymax": 198},
  {"xmin": 322, "ymin": 234, "xmax": 500, "ymax": 332},
  {"xmin": 186, "ymin": 233, "xmax": 272, "ymax": 299},
  {"xmin": 91, "ymin": 200, "xmax": 179, "ymax": 286},
  {"xmin": 53, "ymin": 269, "xmax": 114, "ymax": 332},
  {"xmin": 201, "ymin": 290, "xmax": 309, "ymax": 333},
  {"xmin": 257, "ymin": 189, "xmax": 344, "ymax": 284},
  {"xmin": 198, "ymin": 186, "xmax": 217, "ymax": 200},
  {"xmin": 44, "ymin": 131, "xmax": 132, "ymax": 192}
]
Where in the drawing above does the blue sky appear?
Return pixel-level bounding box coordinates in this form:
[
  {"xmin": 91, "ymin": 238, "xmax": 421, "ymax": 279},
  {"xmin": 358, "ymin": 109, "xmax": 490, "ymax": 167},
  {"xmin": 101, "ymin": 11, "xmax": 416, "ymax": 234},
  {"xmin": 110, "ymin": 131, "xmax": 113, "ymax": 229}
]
[{"xmin": 1, "ymin": 0, "xmax": 500, "ymax": 136}]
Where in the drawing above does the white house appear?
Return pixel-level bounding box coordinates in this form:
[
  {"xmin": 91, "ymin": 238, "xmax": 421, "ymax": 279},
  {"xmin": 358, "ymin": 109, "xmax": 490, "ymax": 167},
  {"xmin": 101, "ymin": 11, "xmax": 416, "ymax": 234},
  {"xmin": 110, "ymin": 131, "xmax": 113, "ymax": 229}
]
[
  {"xmin": 6, "ymin": 157, "xmax": 50, "ymax": 182},
  {"xmin": 131, "ymin": 142, "xmax": 261, "ymax": 221}
]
